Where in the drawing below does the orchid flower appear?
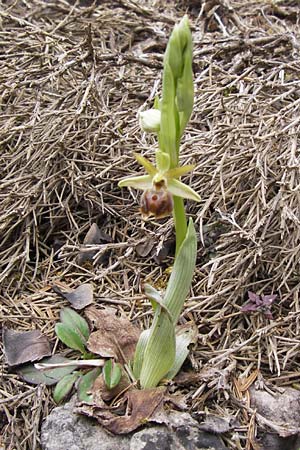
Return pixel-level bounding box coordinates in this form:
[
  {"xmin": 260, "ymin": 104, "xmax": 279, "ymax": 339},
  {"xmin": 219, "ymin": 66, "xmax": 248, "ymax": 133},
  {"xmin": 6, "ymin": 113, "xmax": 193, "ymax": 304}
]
[{"xmin": 118, "ymin": 150, "xmax": 200, "ymax": 219}]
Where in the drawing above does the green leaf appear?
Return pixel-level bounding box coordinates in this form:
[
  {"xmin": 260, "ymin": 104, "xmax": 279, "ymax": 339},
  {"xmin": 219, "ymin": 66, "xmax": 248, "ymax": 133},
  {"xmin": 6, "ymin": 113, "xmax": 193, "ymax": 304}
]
[
  {"xmin": 139, "ymin": 220, "xmax": 197, "ymax": 389},
  {"xmin": 153, "ymin": 96, "xmax": 161, "ymax": 110},
  {"xmin": 132, "ymin": 329, "xmax": 151, "ymax": 380},
  {"xmin": 177, "ymin": 49, "xmax": 194, "ymax": 136},
  {"xmin": 164, "ymin": 218, "xmax": 197, "ymax": 323},
  {"xmin": 53, "ymin": 372, "xmax": 80, "ymax": 404},
  {"xmin": 144, "ymin": 284, "xmax": 173, "ymax": 322},
  {"xmin": 77, "ymin": 368, "xmax": 101, "ymax": 402},
  {"xmin": 166, "ymin": 324, "xmax": 197, "ymax": 380},
  {"xmin": 17, "ymin": 356, "xmax": 78, "ymax": 386},
  {"xmin": 103, "ymin": 360, "xmax": 122, "ymax": 390},
  {"xmin": 155, "ymin": 150, "xmax": 170, "ymax": 173},
  {"xmin": 60, "ymin": 307, "xmax": 90, "ymax": 341},
  {"xmin": 139, "ymin": 309, "xmax": 175, "ymax": 389},
  {"xmin": 55, "ymin": 323, "xmax": 86, "ymax": 353},
  {"xmin": 164, "ymin": 23, "xmax": 183, "ymax": 81}
]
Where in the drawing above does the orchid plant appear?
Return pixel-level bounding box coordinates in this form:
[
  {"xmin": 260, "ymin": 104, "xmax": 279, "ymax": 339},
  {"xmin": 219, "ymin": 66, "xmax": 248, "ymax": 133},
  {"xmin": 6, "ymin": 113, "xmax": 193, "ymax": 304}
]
[{"xmin": 119, "ymin": 16, "xmax": 200, "ymax": 389}]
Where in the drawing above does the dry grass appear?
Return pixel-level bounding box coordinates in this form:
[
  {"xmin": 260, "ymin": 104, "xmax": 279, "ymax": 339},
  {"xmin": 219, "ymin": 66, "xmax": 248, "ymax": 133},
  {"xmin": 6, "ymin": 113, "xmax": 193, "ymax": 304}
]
[{"xmin": 0, "ymin": 0, "xmax": 300, "ymax": 448}]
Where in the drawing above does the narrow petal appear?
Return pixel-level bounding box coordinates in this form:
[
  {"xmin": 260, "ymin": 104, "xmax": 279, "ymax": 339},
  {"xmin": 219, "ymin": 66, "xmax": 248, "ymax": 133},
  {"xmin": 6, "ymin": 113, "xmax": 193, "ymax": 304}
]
[
  {"xmin": 134, "ymin": 153, "xmax": 157, "ymax": 176},
  {"xmin": 118, "ymin": 175, "xmax": 152, "ymax": 190},
  {"xmin": 165, "ymin": 164, "xmax": 195, "ymax": 179},
  {"xmin": 168, "ymin": 179, "xmax": 201, "ymax": 202}
]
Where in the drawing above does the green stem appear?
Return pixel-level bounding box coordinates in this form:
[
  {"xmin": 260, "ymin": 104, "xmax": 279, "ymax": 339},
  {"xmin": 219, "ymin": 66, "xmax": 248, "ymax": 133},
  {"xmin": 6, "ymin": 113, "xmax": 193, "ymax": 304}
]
[{"xmin": 173, "ymin": 196, "xmax": 187, "ymax": 254}]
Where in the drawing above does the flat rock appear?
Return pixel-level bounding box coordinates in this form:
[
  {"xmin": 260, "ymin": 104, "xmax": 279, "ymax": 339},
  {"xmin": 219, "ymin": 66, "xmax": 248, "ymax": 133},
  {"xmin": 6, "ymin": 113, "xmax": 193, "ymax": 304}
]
[
  {"xmin": 41, "ymin": 400, "xmax": 228, "ymax": 450},
  {"xmin": 41, "ymin": 399, "xmax": 130, "ymax": 450},
  {"xmin": 250, "ymin": 386, "xmax": 300, "ymax": 450}
]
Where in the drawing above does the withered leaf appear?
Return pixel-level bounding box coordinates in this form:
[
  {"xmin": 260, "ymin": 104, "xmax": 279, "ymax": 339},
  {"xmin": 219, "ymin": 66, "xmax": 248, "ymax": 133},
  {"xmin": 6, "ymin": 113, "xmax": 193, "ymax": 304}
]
[
  {"xmin": 78, "ymin": 223, "xmax": 112, "ymax": 265},
  {"xmin": 53, "ymin": 283, "xmax": 94, "ymax": 310},
  {"xmin": 85, "ymin": 306, "xmax": 140, "ymax": 364},
  {"xmin": 78, "ymin": 387, "xmax": 166, "ymax": 434},
  {"xmin": 152, "ymin": 238, "xmax": 175, "ymax": 264},
  {"xmin": 3, "ymin": 328, "xmax": 51, "ymax": 366},
  {"xmin": 84, "ymin": 223, "xmax": 111, "ymax": 245},
  {"xmin": 135, "ymin": 239, "xmax": 155, "ymax": 257},
  {"xmin": 198, "ymin": 414, "xmax": 236, "ymax": 434}
]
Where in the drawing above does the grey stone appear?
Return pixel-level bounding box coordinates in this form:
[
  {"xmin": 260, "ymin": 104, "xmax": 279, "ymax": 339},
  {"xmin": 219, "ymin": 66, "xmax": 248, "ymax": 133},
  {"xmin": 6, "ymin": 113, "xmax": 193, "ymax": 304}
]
[
  {"xmin": 250, "ymin": 386, "xmax": 300, "ymax": 450},
  {"xmin": 130, "ymin": 427, "xmax": 175, "ymax": 450},
  {"xmin": 41, "ymin": 400, "xmax": 131, "ymax": 450},
  {"xmin": 41, "ymin": 400, "xmax": 229, "ymax": 450}
]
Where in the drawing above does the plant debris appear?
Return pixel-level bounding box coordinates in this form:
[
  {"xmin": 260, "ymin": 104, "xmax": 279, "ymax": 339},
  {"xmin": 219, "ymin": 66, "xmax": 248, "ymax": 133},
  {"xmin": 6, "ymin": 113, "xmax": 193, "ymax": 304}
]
[
  {"xmin": 85, "ymin": 306, "xmax": 140, "ymax": 364},
  {"xmin": 17, "ymin": 356, "xmax": 78, "ymax": 385},
  {"xmin": 78, "ymin": 387, "xmax": 166, "ymax": 434},
  {"xmin": 3, "ymin": 328, "xmax": 51, "ymax": 367},
  {"xmin": 53, "ymin": 283, "xmax": 94, "ymax": 310},
  {"xmin": 77, "ymin": 223, "xmax": 112, "ymax": 265}
]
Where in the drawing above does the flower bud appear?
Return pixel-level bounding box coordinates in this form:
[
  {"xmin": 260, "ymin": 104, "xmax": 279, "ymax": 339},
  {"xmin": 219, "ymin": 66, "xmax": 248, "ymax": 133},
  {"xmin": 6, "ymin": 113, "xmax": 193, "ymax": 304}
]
[{"xmin": 139, "ymin": 109, "xmax": 161, "ymax": 133}]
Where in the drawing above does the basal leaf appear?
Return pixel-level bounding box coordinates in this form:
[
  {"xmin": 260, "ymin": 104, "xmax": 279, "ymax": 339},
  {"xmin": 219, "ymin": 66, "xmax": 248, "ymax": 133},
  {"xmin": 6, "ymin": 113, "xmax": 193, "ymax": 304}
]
[
  {"xmin": 139, "ymin": 310, "xmax": 175, "ymax": 389},
  {"xmin": 132, "ymin": 329, "xmax": 151, "ymax": 380},
  {"xmin": 60, "ymin": 307, "xmax": 90, "ymax": 341},
  {"xmin": 55, "ymin": 323, "xmax": 86, "ymax": 353},
  {"xmin": 166, "ymin": 323, "xmax": 197, "ymax": 380},
  {"xmin": 77, "ymin": 368, "xmax": 101, "ymax": 403},
  {"xmin": 53, "ymin": 372, "xmax": 80, "ymax": 404},
  {"xmin": 18, "ymin": 356, "xmax": 78, "ymax": 385}
]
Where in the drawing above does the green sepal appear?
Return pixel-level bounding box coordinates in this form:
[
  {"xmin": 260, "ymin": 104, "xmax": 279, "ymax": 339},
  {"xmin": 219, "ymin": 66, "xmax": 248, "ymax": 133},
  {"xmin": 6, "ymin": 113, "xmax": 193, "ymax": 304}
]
[
  {"xmin": 118, "ymin": 174, "xmax": 152, "ymax": 190},
  {"xmin": 134, "ymin": 153, "xmax": 157, "ymax": 176},
  {"xmin": 168, "ymin": 179, "xmax": 200, "ymax": 202}
]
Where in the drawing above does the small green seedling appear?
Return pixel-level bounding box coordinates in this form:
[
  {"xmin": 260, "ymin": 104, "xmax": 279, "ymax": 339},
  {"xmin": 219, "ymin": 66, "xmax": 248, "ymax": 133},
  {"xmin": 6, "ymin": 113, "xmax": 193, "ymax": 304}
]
[
  {"xmin": 55, "ymin": 307, "xmax": 90, "ymax": 355},
  {"xmin": 103, "ymin": 359, "xmax": 122, "ymax": 390}
]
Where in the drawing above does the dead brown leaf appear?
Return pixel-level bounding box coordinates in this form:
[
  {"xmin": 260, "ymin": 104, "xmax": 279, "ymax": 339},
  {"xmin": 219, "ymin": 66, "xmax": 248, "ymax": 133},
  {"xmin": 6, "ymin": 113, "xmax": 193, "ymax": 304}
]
[
  {"xmin": 3, "ymin": 328, "xmax": 51, "ymax": 366},
  {"xmin": 85, "ymin": 306, "xmax": 140, "ymax": 364},
  {"xmin": 198, "ymin": 414, "xmax": 236, "ymax": 434},
  {"xmin": 78, "ymin": 387, "xmax": 166, "ymax": 434},
  {"xmin": 53, "ymin": 283, "xmax": 94, "ymax": 310},
  {"xmin": 77, "ymin": 223, "xmax": 112, "ymax": 264}
]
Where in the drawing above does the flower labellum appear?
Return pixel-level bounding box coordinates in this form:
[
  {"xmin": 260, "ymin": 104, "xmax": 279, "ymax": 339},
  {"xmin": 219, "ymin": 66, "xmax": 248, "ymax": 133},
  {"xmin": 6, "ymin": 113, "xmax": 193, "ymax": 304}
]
[
  {"xmin": 140, "ymin": 181, "xmax": 174, "ymax": 219},
  {"xmin": 139, "ymin": 109, "xmax": 161, "ymax": 133}
]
